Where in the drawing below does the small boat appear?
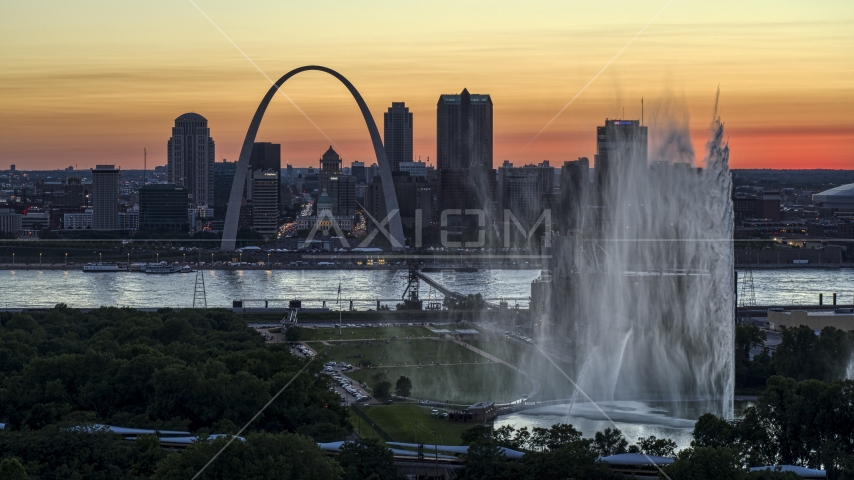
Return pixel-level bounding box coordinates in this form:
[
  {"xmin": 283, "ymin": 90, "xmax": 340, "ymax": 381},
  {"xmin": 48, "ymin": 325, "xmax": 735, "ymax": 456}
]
[
  {"xmin": 83, "ymin": 263, "xmax": 120, "ymax": 272},
  {"xmin": 143, "ymin": 262, "xmax": 182, "ymax": 274}
]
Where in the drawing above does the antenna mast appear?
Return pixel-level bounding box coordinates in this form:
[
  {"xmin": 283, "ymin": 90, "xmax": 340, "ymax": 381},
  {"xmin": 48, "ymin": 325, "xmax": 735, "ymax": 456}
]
[
  {"xmin": 143, "ymin": 148, "xmax": 147, "ymax": 185},
  {"xmin": 641, "ymin": 97, "xmax": 644, "ymax": 126}
]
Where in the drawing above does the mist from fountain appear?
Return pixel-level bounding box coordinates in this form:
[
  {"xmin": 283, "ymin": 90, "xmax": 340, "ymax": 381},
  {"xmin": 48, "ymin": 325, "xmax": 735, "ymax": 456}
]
[{"xmin": 545, "ymin": 95, "xmax": 734, "ymax": 418}]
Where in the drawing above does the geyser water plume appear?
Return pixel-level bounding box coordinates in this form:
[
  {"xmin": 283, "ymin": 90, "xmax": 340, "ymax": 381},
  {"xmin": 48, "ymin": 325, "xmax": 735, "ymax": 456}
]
[{"xmin": 539, "ymin": 96, "xmax": 734, "ymax": 418}]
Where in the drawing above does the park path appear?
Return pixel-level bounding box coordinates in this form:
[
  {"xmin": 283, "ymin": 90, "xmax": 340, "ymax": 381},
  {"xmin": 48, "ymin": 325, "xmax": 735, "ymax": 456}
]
[{"xmin": 449, "ymin": 338, "xmax": 541, "ymax": 401}]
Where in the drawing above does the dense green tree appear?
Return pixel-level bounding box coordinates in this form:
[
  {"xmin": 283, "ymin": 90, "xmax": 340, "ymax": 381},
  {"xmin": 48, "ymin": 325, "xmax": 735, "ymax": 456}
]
[
  {"xmin": 692, "ymin": 413, "xmax": 739, "ymax": 449},
  {"xmin": 736, "ymin": 324, "xmax": 776, "ymax": 389},
  {"xmin": 592, "ymin": 428, "xmax": 628, "ymax": 457},
  {"xmin": 372, "ymin": 381, "xmax": 392, "ymax": 400},
  {"xmin": 284, "ymin": 326, "xmax": 302, "ymax": 342},
  {"xmin": 337, "ymin": 438, "xmax": 398, "ymax": 480},
  {"xmin": 154, "ymin": 432, "xmax": 342, "ymax": 480},
  {"xmin": 520, "ymin": 441, "xmax": 622, "ymax": 480},
  {"xmin": 0, "ymin": 458, "xmax": 29, "ymax": 480},
  {"xmin": 460, "ymin": 441, "xmax": 518, "ymax": 480},
  {"xmin": 0, "ymin": 306, "xmax": 351, "ymax": 478},
  {"xmin": 394, "ymin": 376, "xmax": 412, "ymax": 397},
  {"xmin": 637, "ymin": 435, "xmax": 677, "ymax": 457},
  {"xmin": 661, "ymin": 446, "xmax": 745, "ymax": 479}
]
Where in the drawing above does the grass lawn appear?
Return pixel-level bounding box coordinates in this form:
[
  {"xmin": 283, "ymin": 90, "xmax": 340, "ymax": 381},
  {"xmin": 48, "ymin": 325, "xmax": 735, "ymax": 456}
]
[
  {"xmin": 469, "ymin": 338, "xmax": 577, "ymax": 400},
  {"xmin": 354, "ymin": 404, "xmax": 475, "ymax": 445},
  {"xmin": 313, "ymin": 338, "xmax": 486, "ymax": 367},
  {"xmin": 298, "ymin": 325, "xmax": 433, "ymax": 342},
  {"xmin": 349, "ymin": 363, "xmax": 533, "ymax": 405}
]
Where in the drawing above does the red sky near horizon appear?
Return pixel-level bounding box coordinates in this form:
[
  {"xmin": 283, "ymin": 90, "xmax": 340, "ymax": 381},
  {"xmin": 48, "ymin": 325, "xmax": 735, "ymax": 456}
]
[{"xmin": 1, "ymin": 1, "xmax": 852, "ymax": 171}]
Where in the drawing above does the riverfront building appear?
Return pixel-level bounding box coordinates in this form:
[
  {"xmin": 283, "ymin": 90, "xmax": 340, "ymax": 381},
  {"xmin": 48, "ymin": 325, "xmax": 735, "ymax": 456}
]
[{"xmin": 139, "ymin": 184, "xmax": 189, "ymax": 232}]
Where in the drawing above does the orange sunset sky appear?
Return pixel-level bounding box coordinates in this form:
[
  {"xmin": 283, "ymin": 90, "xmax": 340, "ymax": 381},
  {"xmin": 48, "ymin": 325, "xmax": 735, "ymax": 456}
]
[{"xmin": 1, "ymin": 0, "xmax": 852, "ymax": 171}]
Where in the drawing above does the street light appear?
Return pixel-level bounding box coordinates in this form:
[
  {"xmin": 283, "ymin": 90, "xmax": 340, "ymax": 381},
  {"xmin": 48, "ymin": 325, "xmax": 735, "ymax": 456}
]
[
  {"xmin": 39, "ymin": 253, "xmax": 42, "ymax": 265},
  {"xmin": 211, "ymin": 252, "xmax": 214, "ymax": 265},
  {"xmin": 65, "ymin": 253, "xmax": 68, "ymax": 267},
  {"xmin": 183, "ymin": 253, "xmax": 186, "ymax": 264},
  {"xmin": 99, "ymin": 252, "xmax": 102, "ymax": 264},
  {"xmin": 156, "ymin": 253, "xmax": 159, "ymax": 264},
  {"xmin": 12, "ymin": 253, "xmax": 14, "ymax": 265},
  {"xmin": 268, "ymin": 253, "xmax": 271, "ymax": 267}
]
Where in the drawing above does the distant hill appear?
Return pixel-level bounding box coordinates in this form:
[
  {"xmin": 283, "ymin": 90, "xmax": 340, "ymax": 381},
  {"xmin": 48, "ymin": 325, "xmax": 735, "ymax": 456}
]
[{"xmin": 732, "ymin": 169, "xmax": 854, "ymax": 190}]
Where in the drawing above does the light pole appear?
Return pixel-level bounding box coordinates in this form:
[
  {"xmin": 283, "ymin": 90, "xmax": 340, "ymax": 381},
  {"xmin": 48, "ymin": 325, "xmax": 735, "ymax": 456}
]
[
  {"xmin": 12, "ymin": 253, "xmax": 14, "ymax": 265},
  {"xmin": 65, "ymin": 253, "xmax": 68, "ymax": 268},
  {"xmin": 99, "ymin": 252, "xmax": 102, "ymax": 264},
  {"xmin": 156, "ymin": 253, "xmax": 159, "ymax": 264},
  {"xmin": 183, "ymin": 253, "xmax": 186, "ymax": 264},
  {"xmin": 39, "ymin": 253, "xmax": 42, "ymax": 265},
  {"xmin": 268, "ymin": 253, "xmax": 271, "ymax": 267},
  {"xmin": 211, "ymin": 252, "xmax": 214, "ymax": 265}
]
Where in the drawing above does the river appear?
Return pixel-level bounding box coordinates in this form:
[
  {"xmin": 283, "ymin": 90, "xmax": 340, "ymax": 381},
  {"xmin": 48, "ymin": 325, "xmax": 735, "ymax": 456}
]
[{"xmin": 0, "ymin": 267, "xmax": 851, "ymax": 309}]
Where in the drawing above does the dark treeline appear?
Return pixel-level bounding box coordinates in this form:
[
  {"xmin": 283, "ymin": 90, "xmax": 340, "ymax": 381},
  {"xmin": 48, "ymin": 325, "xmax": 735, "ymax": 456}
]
[
  {"xmin": 736, "ymin": 324, "xmax": 854, "ymax": 390},
  {"xmin": 0, "ymin": 307, "xmax": 353, "ymax": 479},
  {"xmin": 3, "ymin": 307, "xmax": 854, "ymax": 479}
]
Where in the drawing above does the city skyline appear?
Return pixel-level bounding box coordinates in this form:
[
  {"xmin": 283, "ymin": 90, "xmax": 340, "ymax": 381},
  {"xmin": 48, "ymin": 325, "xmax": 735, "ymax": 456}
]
[{"xmin": 1, "ymin": 1, "xmax": 852, "ymax": 170}]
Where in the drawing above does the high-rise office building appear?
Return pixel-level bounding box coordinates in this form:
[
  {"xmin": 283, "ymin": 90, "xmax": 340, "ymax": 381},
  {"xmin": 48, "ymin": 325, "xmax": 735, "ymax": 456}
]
[
  {"xmin": 91, "ymin": 164, "xmax": 119, "ymax": 230},
  {"xmin": 437, "ymin": 89, "xmax": 493, "ymax": 170},
  {"xmin": 250, "ymin": 170, "xmax": 279, "ymax": 236},
  {"xmin": 316, "ymin": 147, "xmax": 355, "ymax": 216},
  {"xmin": 560, "ymin": 157, "xmax": 590, "ymax": 229},
  {"xmin": 384, "ymin": 102, "xmax": 413, "ymax": 172},
  {"xmin": 351, "ymin": 161, "xmax": 366, "ymax": 183},
  {"xmin": 437, "ymin": 89, "xmax": 494, "ymax": 212},
  {"xmin": 326, "ymin": 175, "xmax": 357, "ymax": 216},
  {"xmin": 167, "ymin": 112, "xmax": 215, "ymax": 208},
  {"xmin": 497, "ymin": 161, "xmax": 554, "ymax": 225},
  {"xmin": 249, "ymin": 142, "xmax": 281, "ymax": 213},
  {"xmin": 213, "ymin": 160, "xmax": 237, "ymax": 220},
  {"xmin": 594, "ymin": 119, "xmax": 647, "ymax": 191},
  {"xmin": 139, "ymin": 184, "xmax": 189, "ymax": 232}
]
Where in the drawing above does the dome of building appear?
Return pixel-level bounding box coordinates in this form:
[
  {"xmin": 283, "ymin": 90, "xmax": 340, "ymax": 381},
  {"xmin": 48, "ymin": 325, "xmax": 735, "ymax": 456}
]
[
  {"xmin": 813, "ymin": 183, "xmax": 854, "ymax": 208},
  {"xmin": 175, "ymin": 112, "xmax": 207, "ymax": 122}
]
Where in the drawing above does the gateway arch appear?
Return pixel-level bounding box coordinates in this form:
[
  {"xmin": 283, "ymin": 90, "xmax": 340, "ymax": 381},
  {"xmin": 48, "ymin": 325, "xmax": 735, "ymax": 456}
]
[{"xmin": 220, "ymin": 65, "xmax": 404, "ymax": 251}]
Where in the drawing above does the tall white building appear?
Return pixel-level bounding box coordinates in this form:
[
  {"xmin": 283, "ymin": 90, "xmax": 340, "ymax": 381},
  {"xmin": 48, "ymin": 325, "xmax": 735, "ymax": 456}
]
[{"xmin": 167, "ymin": 113, "xmax": 215, "ymax": 207}]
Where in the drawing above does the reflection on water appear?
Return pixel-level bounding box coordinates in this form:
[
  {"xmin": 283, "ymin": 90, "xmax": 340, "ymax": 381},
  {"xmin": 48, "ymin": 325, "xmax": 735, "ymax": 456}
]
[
  {"xmin": 0, "ymin": 267, "xmax": 845, "ymax": 309},
  {"xmin": 0, "ymin": 269, "xmax": 541, "ymax": 309}
]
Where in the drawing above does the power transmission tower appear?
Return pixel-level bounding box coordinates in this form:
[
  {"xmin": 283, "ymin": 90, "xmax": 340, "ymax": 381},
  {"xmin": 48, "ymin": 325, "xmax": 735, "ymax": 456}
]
[
  {"xmin": 738, "ymin": 250, "xmax": 756, "ymax": 308},
  {"xmin": 193, "ymin": 254, "xmax": 207, "ymax": 308}
]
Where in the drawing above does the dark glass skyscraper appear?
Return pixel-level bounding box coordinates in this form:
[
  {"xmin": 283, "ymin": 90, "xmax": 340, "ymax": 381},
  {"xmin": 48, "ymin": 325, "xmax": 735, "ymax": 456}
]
[
  {"xmin": 383, "ymin": 102, "xmax": 413, "ymax": 172},
  {"xmin": 436, "ymin": 89, "xmax": 494, "ymax": 211},
  {"xmin": 139, "ymin": 184, "xmax": 189, "ymax": 232},
  {"xmin": 213, "ymin": 160, "xmax": 237, "ymax": 220},
  {"xmin": 167, "ymin": 113, "xmax": 215, "ymax": 208},
  {"xmin": 91, "ymin": 164, "xmax": 119, "ymax": 230},
  {"xmin": 436, "ymin": 89, "xmax": 492, "ymax": 170},
  {"xmin": 594, "ymin": 119, "xmax": 648, "ymax": 189}
]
